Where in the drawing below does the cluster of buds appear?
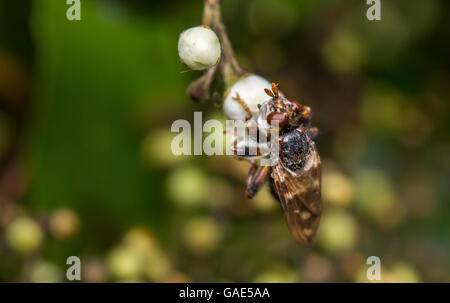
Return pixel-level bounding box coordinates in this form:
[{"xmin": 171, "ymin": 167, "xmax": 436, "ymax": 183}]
[{"xmin": 177, "ymin": 22, "xmax": 282, "ymax": 160}]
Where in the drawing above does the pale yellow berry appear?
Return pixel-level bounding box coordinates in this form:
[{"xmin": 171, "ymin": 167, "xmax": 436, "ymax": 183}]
[
  {"xmin": 182, "ymin": 216, "xmax": 222, "ymax": 256},
  {"xmin": 6, "ymin": 217, "xmax": 43, "ymax": 254},
  {"xmin": 49, "ymin": 208, "xmax": 81, "ymax": 239},
  {"xmin": 29, "ymin": 261, "xmax": 63, "ymax": 283},
  {"xmin": 317, "ymin": 210, "xmax": 358, "ymax": 255},
  {"xmin": 107, "ymin": 246, "xmax": 144, "ymax": 280}
]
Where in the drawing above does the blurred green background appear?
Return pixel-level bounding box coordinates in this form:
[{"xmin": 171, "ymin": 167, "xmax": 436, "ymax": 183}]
[{"xmin": 0, "ymin": 0, "xmax": 449, "ymax": 282}]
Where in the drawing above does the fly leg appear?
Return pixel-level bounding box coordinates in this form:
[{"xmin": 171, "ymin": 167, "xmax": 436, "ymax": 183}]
[
  {"xmin": 232, "ymin": 139, "xmax": 265, "ymax": 157},
  {"xmin": 245, "ymin": 163, "xmax": 270, "ymax": 199},
  {"xmin": 307, "ymin": 127, "xmax": 319, "ymax": 139},
  {"xmin": 232, "ymin": 92, "xmax": 252, "ymax": 121},
  {"xmin": 231, "ymin": 125, "xmax": 269, "ymax": 158}
]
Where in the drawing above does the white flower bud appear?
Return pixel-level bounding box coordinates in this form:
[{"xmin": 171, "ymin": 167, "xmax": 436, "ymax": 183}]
[
  {"xmin": 222, "ymin": 74, "xmax": 273, "ymax": 121},
  {"xmin": 178, "ymin": 26, "xmax": 221, "ymax": 71}
]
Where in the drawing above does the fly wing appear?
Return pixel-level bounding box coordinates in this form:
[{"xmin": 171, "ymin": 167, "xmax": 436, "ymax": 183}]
[{"xmin": 270, "ymin": 143, "xmax": 322, "ymax": 245}]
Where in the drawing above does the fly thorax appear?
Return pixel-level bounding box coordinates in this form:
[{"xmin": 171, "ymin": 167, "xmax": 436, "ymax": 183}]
[{"xmin": 279, "ymin": 129, "xmax": 311, "ymax": 173}]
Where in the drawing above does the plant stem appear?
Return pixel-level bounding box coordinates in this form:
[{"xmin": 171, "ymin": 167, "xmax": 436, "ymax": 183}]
[{"xmin": 187, "ymin": 0, "xmax": 245, "ymax": 102}]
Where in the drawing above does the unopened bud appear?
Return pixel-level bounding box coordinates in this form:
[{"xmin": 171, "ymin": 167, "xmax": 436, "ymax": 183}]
[
  {"xmin": 223, "ymin": 74, "xmax": 273, "ymax": 121},
  {"xmin": 178, "ymin": 26, "xmax": 221, "ymax": 71}
]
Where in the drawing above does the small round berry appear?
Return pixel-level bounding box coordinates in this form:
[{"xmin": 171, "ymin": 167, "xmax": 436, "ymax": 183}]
[
  {"xmin": 49, "ymin": 208, "xmax": 81, "ymax": 239},
  {"xmin": 178, "ymin": 26, "xmax": 221, "ymax": 71},
  {"xmin": 223, "ymin": 74, "xmax": 273, "ymax": 121},
  {"xmin": 6, "ymin": 217, "xmax": 43, "ymax": 254}
]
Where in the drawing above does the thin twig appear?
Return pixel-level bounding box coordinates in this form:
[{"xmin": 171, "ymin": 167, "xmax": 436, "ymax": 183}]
[{"xmin": 187, "ymin": 64, "xmax": 217, "ymax": 102}]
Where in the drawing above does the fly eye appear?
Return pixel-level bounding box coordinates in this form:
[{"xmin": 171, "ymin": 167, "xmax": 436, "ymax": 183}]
[{"xmin": 267, "ymin": 112, "xmax": 288, "ymax": 128}]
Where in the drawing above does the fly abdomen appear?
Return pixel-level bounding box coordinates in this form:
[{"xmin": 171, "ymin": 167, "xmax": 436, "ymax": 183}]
[{"xmin": 279, "ymin": 129, "xmax": 311, "ymax": 172}]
